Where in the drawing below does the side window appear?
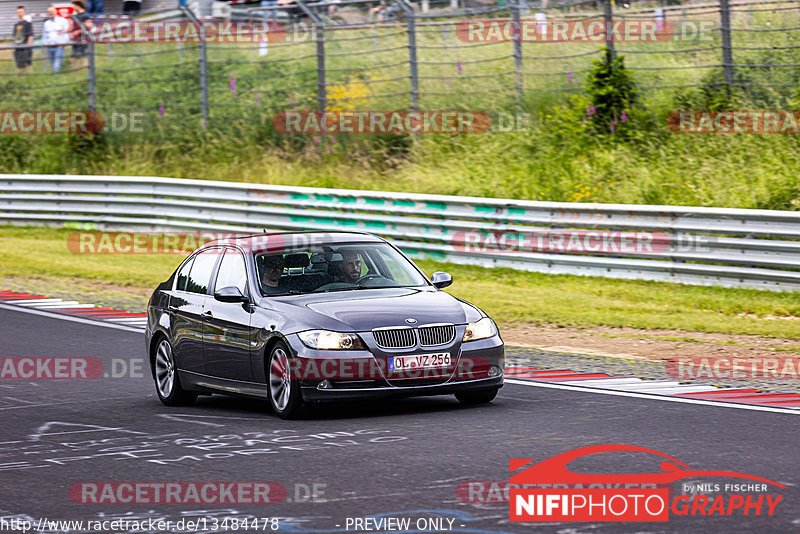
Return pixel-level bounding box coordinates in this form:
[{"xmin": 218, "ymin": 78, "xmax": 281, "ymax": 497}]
[
  {"xmin": 185, "ymin": 249, "xmax": 219, "ymax": 295},
  {"xmin": 214, "ymin": 250, "xmax": 248, "ymax": 296},
  {"xmin": 175, "ymin": 257, "xmax": 194, "ymax": 291}
]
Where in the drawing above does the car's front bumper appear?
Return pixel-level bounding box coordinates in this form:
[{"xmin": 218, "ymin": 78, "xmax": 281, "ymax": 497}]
[
  {"xmin": 300, "ymin": 374, "xmax": 503, "ymax": 402},
  {"xmin": 284, "ymin": 332, "xmax": 505, "ymax": 403}
]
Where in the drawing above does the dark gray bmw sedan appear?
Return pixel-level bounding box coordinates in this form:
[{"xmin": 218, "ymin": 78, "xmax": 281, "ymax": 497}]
[{"xmin": 145, "ymin": 231, "xmax": 504, "ymax": 418}]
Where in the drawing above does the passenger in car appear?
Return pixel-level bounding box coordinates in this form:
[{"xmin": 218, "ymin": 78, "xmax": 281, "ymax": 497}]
[{"xmin": 259, "ymin": 254, "xmax": 285, "ymax": 294}]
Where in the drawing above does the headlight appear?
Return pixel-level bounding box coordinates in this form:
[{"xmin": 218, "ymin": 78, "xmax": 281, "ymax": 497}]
[
  {"xmin": 462, "ymin": 317, "xmax": 497, "ymax": 342},
  {"xmin": 297, "ymin": 330, "xmax": 365, "ymax": 350}
]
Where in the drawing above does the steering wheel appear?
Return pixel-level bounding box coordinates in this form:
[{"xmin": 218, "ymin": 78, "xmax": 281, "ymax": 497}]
[{"xmin": 355, "ymin": 274, "xmax": 382, "ymax": 285}]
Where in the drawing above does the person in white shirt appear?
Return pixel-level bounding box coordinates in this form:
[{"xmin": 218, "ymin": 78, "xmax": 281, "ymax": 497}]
[{"xmin": 42, "ymin": 6, "xmax": 70, "ymax": 72}]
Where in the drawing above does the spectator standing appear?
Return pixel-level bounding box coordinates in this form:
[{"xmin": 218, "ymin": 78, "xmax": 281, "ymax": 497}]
[
  {"xmin": 43, "ymin": 6, "xmax": 70, "ymax": 72},
  {"xmin": 12, "ymin": 6, "xmax": 34, "ymax": 74},
  {"xmin": 122, "ymin": 0, "xmax": 142, "ymax": 16},
  {"xmin": 66, "ymin": 0, "xmax": 92, "ymax": 70},
  {"xmin": 88, "ymin": 0, "xmax": 104, "ymax": 21}
]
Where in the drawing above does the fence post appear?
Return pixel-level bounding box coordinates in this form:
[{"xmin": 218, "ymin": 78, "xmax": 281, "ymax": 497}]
[
  {"xmin": 395, "ymin": 0, "xmax": 419, "ymax": 111},
  {"xmin": 75, "ymin": 16, "xmax": 97, "ymax": 112},
  {"xmin": 181, "ymin": 6, "xmax": 209, "ymax": 129},
  {"xmin": 719, "ymin": 0, "xmax": 734, "ymax": 85},
  {"xmin": 603, "ymin": 0, "xmax": 615, "ymax": 59},
  {"xmin": 88, "ymin": 43, "xmax": 96, "ymax": 112},
  {"xmin": 296, "ymin": 0, "xmax": 326, "ymax": 112},
  {"xmin": 511, "ymin": 0, "xmax": 523, "ymax": 109}
]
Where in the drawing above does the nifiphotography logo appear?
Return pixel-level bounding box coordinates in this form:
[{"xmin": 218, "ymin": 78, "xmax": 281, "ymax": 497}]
[{"xmin": 509, "ymin": 444, "xmax": 785, "ymax": 522}]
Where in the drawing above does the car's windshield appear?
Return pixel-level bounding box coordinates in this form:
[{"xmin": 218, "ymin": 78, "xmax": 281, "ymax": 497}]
[{"xmin": 254, "ymin": 242, "xmax": 429, "ymax": 296}]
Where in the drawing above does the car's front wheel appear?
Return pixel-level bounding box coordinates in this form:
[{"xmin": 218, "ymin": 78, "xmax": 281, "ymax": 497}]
[
  {"xmin": 455, "ymin": 388, "xmax": 499, "ymax": 405},
  {"xmin": 267, "ymin": 341, "xmax": 305, "ymax": 419},
  {"xmin": 153, "ymin": 338, "xmax": 197, "ymax": 406}
]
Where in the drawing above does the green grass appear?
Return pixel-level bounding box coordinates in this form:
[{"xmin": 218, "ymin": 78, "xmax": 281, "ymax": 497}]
[{"xmin": 3, "ymin": 225, "xmax": 800, "ymax": 338}]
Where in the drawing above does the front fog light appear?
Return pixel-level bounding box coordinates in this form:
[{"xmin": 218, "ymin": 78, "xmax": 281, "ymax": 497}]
[
  {"xmin": 317, "ymin": 380, "xmax": 332, "ymax": 390},
  {"xmin": 488, "ymin": 365, "xmax": 502, "ymax": 377},
  {"xmin": 462, "ymin": 317, "xmax": 497, "ymax": 342}
]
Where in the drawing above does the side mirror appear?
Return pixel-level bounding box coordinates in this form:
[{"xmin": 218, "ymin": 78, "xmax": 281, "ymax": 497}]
[
  {"xmin": 431, "ymin": 271, "xmax": 453, "ymax": 289},
  {"xmin": 214, "ymin": 286, "xmax": 249, "ymax": 303}
]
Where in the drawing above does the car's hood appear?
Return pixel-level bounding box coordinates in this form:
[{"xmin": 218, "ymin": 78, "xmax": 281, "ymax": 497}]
[{"xmin": 264, "ymin": 287, "xmax": 482, "ymax": 332}]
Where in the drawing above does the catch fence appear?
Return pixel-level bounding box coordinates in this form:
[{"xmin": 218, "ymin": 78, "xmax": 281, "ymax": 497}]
[{"xmin": 1, "ymin": 0, "xmax": 798, "ymax": 130}]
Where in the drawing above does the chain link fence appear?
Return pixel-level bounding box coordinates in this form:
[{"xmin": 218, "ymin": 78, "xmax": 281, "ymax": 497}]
[{"xmin": 0, "ymin": 0, "xmax": 798, "ymax": 131}]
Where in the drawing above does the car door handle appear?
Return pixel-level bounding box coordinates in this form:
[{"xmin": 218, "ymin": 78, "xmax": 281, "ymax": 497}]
[{"xmin": 203, "ymin": 310, "xmax": 213, "ymax": 318}]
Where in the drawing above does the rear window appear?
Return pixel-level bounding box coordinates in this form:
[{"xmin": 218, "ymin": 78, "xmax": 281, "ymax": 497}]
[
  {"xmin": 175, "ymin": 257, "xmax": 194, "ymax": 291},
  {"xmin": 185, "ymin": 249, "xmax": 219, "ymax": 294}
]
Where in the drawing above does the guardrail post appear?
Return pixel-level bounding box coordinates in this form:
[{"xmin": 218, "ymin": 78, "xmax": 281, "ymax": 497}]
[
  {"xmin": 296, "ymin": 0, "xmax": 326, "ymax": 112},
  {"xmin": 511, "ymin": 0, "xmax": 523, "ymax": 109},
  {"xmin": 181, "ymin": 6, "xmax": 209, "ymax": 129},
  {"xmin": 395, "ymin": 0, "xmax": 419, "ymax": 112},
  {"xmin": 603, "ymin": 0, "xmax": 615, "ymax": 59},
  {"xmin": 719, "ymin": 0, "xmax": 734, "ymax": 86}
]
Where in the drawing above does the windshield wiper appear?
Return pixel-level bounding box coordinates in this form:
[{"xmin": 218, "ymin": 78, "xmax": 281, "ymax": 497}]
[{"xmin": 313, "ymin": 286, "xmax": 372, "ymax": 293}]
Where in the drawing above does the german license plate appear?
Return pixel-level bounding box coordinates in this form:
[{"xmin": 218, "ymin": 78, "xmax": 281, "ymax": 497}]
[{"xmin": 388, "ymin": 353, "xmax": 452, "ymax": 371}]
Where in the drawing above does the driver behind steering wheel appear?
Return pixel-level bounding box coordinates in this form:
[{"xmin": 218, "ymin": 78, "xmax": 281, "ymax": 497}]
[{"xmin": 336, "ymin": 249, "xmax": 362, "ymax": 284}]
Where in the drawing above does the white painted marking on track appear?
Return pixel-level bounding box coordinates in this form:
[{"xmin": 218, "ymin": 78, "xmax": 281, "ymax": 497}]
[
  {"xmin": 626, "ymin": 386, "xmax": 720, "ymax": 395},
  {"xmin": 0, "ymin": 302, "xmax": 144, "ymax": 333},
  {"xmin": 556, "ymin": 378, "xmax": 645, "ymax": 386},
  {"xmin": 22, "ymin": 301, "xmax": 81, "ymax": 308},
  {"xmin": 35, "ymin": 303, "xmax": 96, "ymax": 309},
  {"xmin": 8, "ymin": 299, "xmax": 65, "ymax": 304},
  {"xmin": 505, "ymin": 378, "xmax": 800, "ymax": 415}
]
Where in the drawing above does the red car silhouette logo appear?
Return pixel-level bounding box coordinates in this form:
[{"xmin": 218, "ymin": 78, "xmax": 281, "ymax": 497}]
[{"xmin": 510, "ymin": 444, "xmax": 785, "ymax": 487}]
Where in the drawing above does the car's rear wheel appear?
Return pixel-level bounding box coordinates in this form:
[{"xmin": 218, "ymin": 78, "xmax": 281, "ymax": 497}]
[
  {"xmin": 267, "ymin": 341, "xmax": 305, "ymax": 419},
  {"xmin": 455, "ymin": 388, "xmax": 499, "ymax": 405},
  {"xmin": 153, "ymin": 338, "xmax": 197, "ymax": 406}
]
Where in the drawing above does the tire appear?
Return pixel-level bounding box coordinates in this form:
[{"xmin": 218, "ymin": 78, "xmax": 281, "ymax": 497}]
[
  {"xmin": 267, "ymin": 341, "xmax": 305, "ymax": 419},
  {"xmin": 153, "ymin": 338, "xmax": 197, "ymax": 406},
  {"xmin": 455, "ymin": 388, "xmax": 499, "ymax": 405}
]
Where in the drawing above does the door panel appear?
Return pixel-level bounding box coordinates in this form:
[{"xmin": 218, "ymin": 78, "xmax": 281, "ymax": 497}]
[
  {"xmin": 171, "ymin": 249, "xmax": 220, "ymax": 375},
  {"xmin": 203, "ymin": 249, "xmax": 257, "ymax": 382}
]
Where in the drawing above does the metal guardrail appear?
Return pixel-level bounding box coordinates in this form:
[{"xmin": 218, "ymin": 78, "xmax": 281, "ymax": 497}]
[{"xmin": 1, "ymin": 174, "xmax": 799, "ymax": 291}]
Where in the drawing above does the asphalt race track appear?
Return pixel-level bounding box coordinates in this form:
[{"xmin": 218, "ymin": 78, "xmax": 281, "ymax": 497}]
[{"xmin": 1, "ymin": 305, "xmax": 798, "ymax": 534}]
